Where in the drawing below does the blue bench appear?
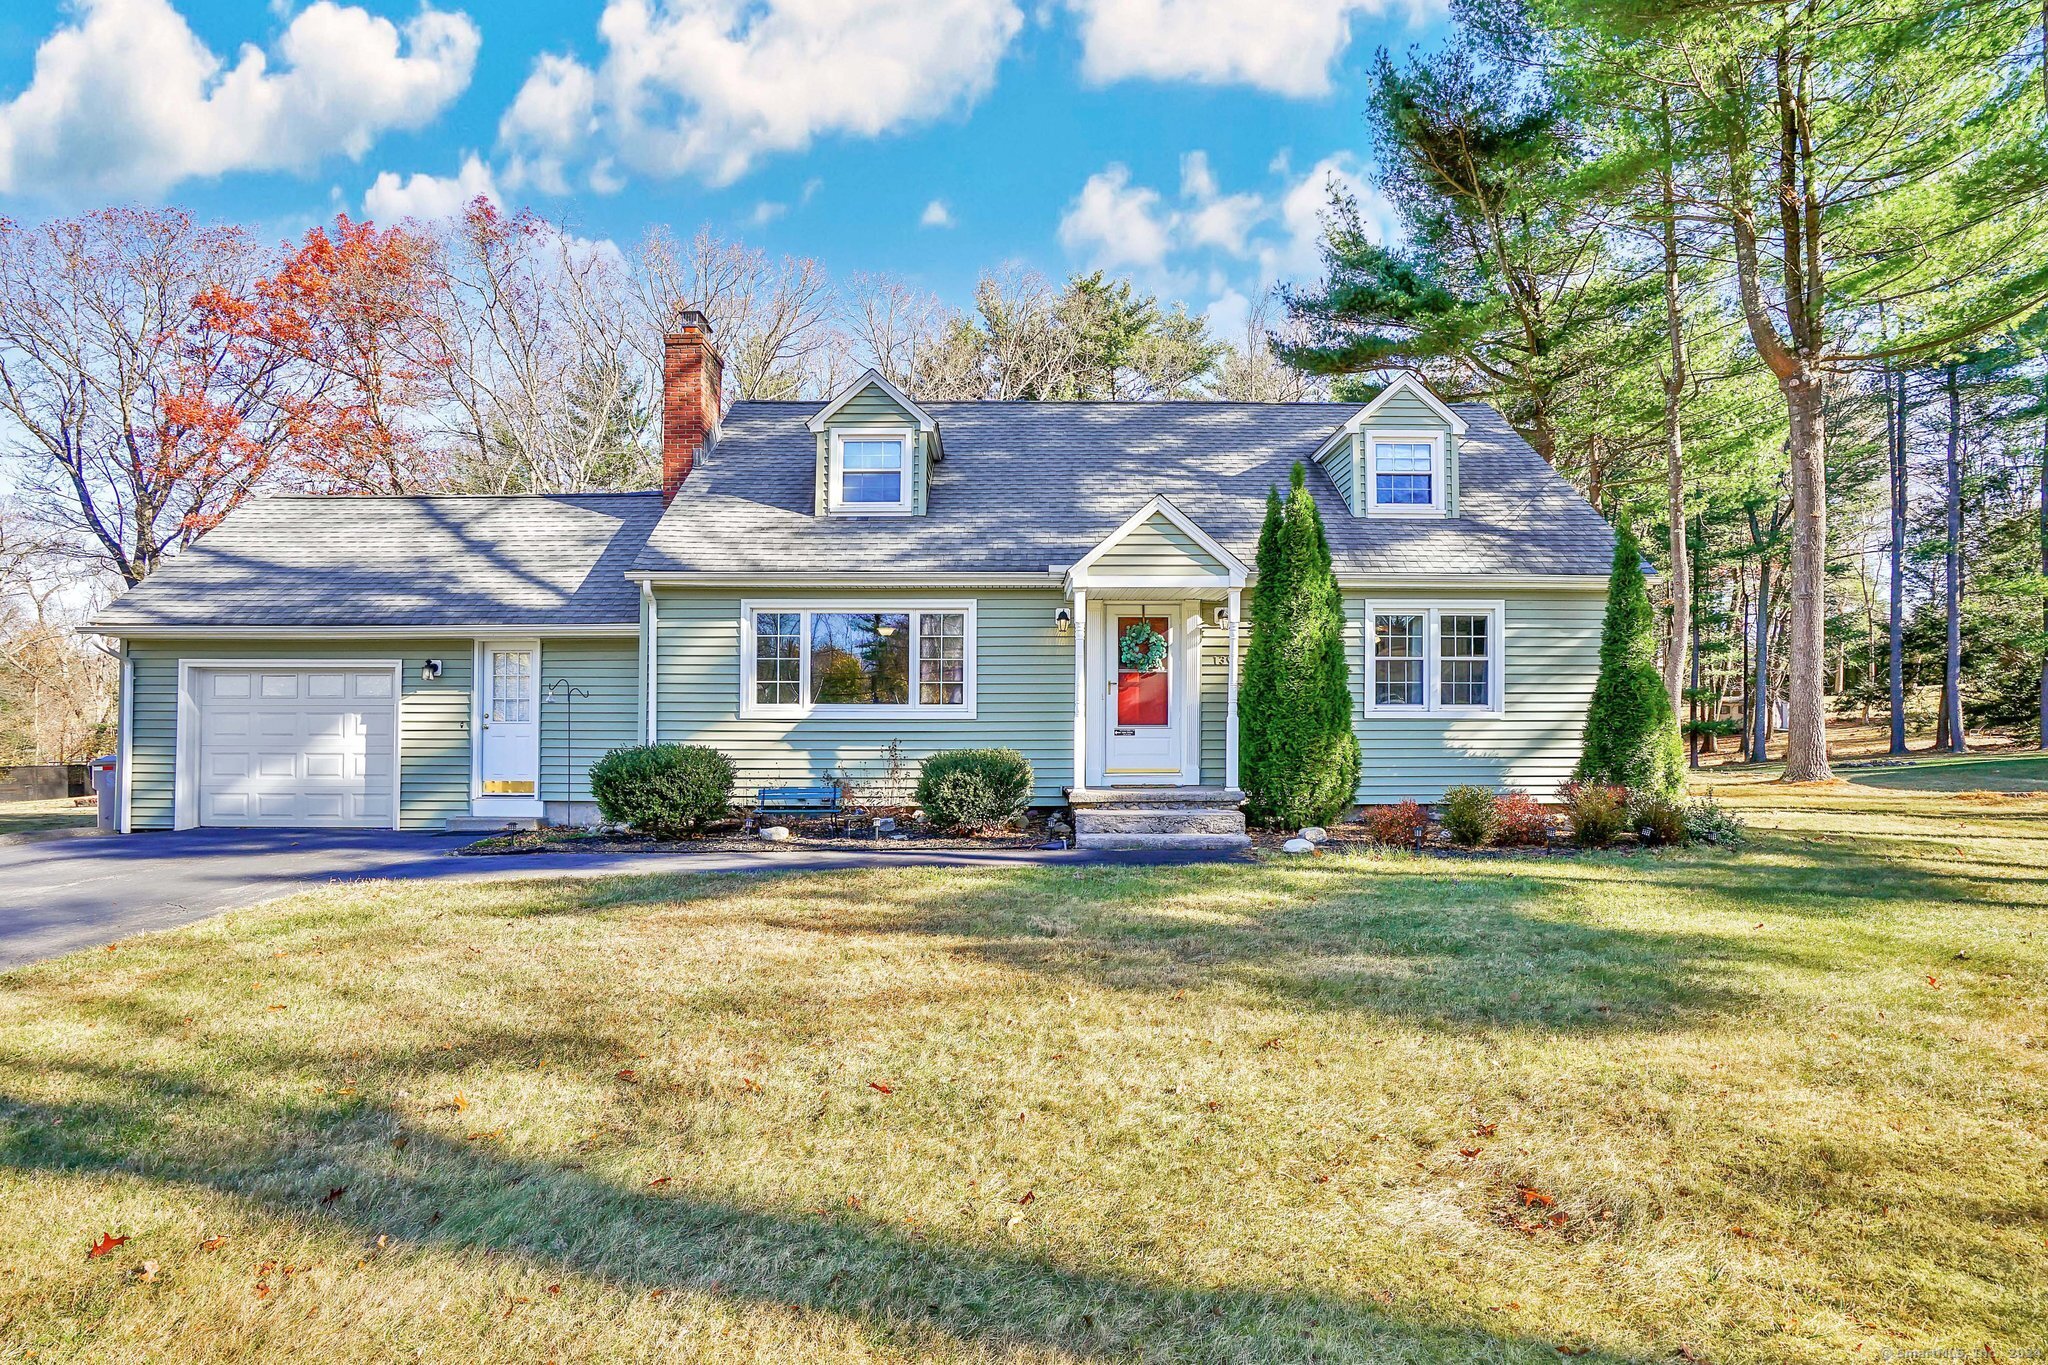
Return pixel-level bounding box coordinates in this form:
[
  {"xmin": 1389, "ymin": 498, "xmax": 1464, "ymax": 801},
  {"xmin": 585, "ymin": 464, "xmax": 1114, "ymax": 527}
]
[{"xmin": 751, "ymin": 784, "xmax": 845, "ymax": 831}]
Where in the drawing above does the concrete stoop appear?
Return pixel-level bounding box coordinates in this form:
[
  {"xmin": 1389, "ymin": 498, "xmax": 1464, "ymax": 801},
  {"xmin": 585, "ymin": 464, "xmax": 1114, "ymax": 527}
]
[{"xmin": 1064, "ymin": 787, "xmax": 1251, "ymax": 852}]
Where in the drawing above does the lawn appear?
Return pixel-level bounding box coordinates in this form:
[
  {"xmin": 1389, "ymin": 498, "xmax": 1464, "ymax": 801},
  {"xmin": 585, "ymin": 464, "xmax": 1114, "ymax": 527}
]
[
  {"xmin": 1841, "ymin": 750, "xmax": 2048, "ymax": 793},
  {"xmin": 0, "ymin": 797, "xmax": 95, "ymax": 837},
  {"xmin": 1, "ymin": 780, "xmax": 2041, "ymax": 1362}
]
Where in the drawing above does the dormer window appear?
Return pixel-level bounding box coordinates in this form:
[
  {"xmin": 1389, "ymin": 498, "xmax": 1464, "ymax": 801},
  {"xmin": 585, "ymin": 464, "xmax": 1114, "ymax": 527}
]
[
  {"xmin": 1366, "ymin": 432, "xmax": 1446, "ymax": 517},
  {"xmin": 829, "ymin": 429, "xmax": 913, "ymax": 515}
]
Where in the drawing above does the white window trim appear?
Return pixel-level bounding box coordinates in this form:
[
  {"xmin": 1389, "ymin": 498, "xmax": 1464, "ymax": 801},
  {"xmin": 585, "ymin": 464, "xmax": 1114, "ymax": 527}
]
[
  {"xmin": 827, "ymin": 427, "xmax": 915, "ymax": 516},
  {"xmin": 739, "ymin": 599, "xmax": 978, "ymax": 719},
  {"xmin": 1364, "ymin": 430, "xmax": 1447, "ymax": 518},
  {"xmin": 1362, "ymin": 601, "xmax": 1506, "ymax": 716}
]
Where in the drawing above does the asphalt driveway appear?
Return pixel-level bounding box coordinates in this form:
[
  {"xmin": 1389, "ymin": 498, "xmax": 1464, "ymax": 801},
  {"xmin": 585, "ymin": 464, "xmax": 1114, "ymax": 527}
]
[{"xmin": 0, "ymin": 828, "xmax": 1223, "ymax": 969}]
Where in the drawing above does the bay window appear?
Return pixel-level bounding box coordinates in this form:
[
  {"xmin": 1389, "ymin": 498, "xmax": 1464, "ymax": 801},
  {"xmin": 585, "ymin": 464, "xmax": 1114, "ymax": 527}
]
[
  {"xmin": 743, "ymin": 602, "xmax": 975, "ymax": 717},
  {"xmin": 1367, "ymin": 603, "xmax": 1504, "ymax": 715}
]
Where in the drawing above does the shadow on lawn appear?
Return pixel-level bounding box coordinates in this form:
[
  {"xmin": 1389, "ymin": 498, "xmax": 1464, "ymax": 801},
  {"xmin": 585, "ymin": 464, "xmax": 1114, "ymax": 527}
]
[{"xmin": 0, "ymin": 1051, "xmax": 1657, "ymax": 1364}]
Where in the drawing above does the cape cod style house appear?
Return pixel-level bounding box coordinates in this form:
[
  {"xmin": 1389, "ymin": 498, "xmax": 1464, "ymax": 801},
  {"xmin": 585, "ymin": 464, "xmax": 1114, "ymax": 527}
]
[{"xmin": 89, "ymin": 313, "xmax": 1616, "ymax": 848}]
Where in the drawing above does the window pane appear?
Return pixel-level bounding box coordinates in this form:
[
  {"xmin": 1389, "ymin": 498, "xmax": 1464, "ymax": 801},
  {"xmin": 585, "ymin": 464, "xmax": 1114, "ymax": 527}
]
[
  {"xmin": 1374, "ymin": 441, "xmax": 1434, "ymax": 506},
  {"xmin": 810, "ymin": 612, "xmax": 910, "ymax": 704},
  {"xmin": 1374, "ymin": 613, "xmax": 1424, "ymax": 706},
  {"xmin": 1439, "ymin": 613, "xmax": 1491, "ymax": 708},
  {"xmin": 917, "ymin": 611, "xmax": 967, "ymax": 706},
  {"xmin": 754, "ymin": 611, "xmax": 802, "ymax": 707},
  {"xmin": 841, "ymin": 438, "xmax": 905, "ymax": 504}
]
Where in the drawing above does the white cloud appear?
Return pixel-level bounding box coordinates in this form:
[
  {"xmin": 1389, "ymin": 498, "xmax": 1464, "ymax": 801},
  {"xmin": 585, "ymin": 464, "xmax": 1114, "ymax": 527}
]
[
  {"xmin": 1065, "ymin": 0, "xmax": 1438, "ymax": 96},
  {"xmin": 364, "ymin": 151, "xmax": 498, "ymax": 222},
  {"xmin": 496, "ymin": 52, "xmax": 596, "ymax": 195},
  {"xmin": 1057, "ymin": 164, "xmax": 1175, "ymax": 269},
  {"xmin": 0, "ymin": 0, "xmax": 479, "ymax": 198},
  {"xmin": 920, "ymin": 198, "xmax": 955, "ymax": 228},
  {"xmin": 747, "ymin": 199, "xmax": 787, "ymax": 226},
  {"xmin": 502, "ymin": 0, "xmax": 1023, "ymax": 189},
  {"xmin": 1057, "ymin": 150, "xmax": 1399, "ymax": 327}
]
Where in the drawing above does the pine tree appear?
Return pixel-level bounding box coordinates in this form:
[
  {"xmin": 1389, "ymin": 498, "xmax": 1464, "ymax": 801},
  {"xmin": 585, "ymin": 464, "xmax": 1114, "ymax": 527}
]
[
  {"xmin": 1576, "ymin": 521, "xmax": 1685, "ymax": 798},
  {"xmin": 1239, "ymin": 464, "xmax": 1360, "ymax": 827}
]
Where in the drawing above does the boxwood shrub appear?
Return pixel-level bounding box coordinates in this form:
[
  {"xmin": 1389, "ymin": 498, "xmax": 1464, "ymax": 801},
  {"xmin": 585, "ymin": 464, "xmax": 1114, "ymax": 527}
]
[
  {"xmin": 588, "ymin": 743, "xmax": 734, "ymax": 837},
  {"xmin": 915, "ymin": 748, "xmax": 1034, "ymax": 831}
]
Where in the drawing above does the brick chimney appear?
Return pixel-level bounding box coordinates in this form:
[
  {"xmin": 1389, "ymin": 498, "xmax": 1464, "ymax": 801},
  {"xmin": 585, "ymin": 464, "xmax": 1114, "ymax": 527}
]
[{"xmin": 661, "ymin": 309, "xmax": 722, "ymax": 503}]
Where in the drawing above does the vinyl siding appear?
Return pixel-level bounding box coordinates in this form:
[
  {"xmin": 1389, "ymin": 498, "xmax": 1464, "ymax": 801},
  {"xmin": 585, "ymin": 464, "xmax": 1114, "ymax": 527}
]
[
  {"xmin": 539, "ymin": 638, "xmax": 641, "ymax": 802},
  {"xmin": 1360, "ymin": 390, "xmax": 1459, "ymax": 516},
  {"xmin": 655, "ymin": 587, "xmax": 1074, "ymax": 802},
  {"xmin": 1317, "ymin": 435, "xmax": 1358, "ymax": 515},
  {"xmin": 1198, "ymin": 619, "xmax": 1233, "ymax": 785},
  {"xmin": 814, "ymin": 386, "xmax": 930, "ymax": 516},
  {"xmin": 1349, "ymin": 589, "xmax": 1601, "ymax": 803},
  {"xmin": 1089, "ymin": 511, "xmax": 1231, "ymax": 578},
  {"xmin": 126, "ymin": 639, "xmax": 473, "ymax": 830}
]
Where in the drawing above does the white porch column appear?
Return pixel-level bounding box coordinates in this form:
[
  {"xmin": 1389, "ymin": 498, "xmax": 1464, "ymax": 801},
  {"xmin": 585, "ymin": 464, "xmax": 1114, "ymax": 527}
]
[
  {"xmin": 1070, "ymin": 588, "xmax": 1087, "ymax": 792},
  {"xmin": 1225, "ymin": 587, "xmax": 1241, "ymax": 791}
]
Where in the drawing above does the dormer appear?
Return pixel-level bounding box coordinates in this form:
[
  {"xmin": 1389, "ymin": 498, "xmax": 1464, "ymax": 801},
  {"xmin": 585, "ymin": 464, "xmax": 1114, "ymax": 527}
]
[
  {"xmin": 1311, "ymin": 371, "xmax": 1467, "ymax": 519},
  {"xmin": 806, "ymin": 369, "xmax": 942, "ymax": 517}
]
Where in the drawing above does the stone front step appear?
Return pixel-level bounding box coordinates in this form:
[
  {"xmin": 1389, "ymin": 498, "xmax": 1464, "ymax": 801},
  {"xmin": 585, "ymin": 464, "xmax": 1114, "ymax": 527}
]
[
  {"xmin": 1077, "ymin": 831, "xmax": 1253, "ymax": 852},
  {"xmin": 1074, "ymin": 807, "xmax": 1248, "ymax": 836},
  {"xmin": 446, "ymin": 815, "xmax": 542, "ymax": 833},
  {"xmin": 1065, "ymin": 786, "xmax": 1248, "ymax": 851},
  {"xmin": 1065, "ymin": 785, "xmax": 1245, "ymax": 808}
]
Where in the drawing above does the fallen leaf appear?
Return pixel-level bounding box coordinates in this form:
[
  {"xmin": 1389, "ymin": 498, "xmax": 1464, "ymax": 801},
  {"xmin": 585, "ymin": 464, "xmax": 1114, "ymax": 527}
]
[
  {"xmin": 198, "ymin": 1235, "xmax": 227, "ymax": 1252},
  {"xmin": 133, "ymin": 1260, "xmax": 159, "ymax": 1283},
  {"xmin": 868, "ymin": 1081, "xmax": 893, "ymax": 1095},
  {"xmin": 648, "ymin": 1176, "xmax": 671, "ymax": 1188},
  {"xmin": 616, "ymin": 1069, "xmax": 638, "ymax": 1082},
  {"xmin": 1926, "ymin": 975, "xmax": 1941, "ymax": 989},
  {"xmin": 1017, "ymin": 1190, "xmax": 1035, "ymax": 1205},
  {"xmin": 1473, "ymin": 1122, "xmax": 1497, "ymax": 1138},
  {"xmin": 87, "ymin": 1232, "xmax": 127, "ymax": 1259},
  {"xmin": 648, "ymin": 1288, "xmax": 665, "ymax": 1300},
  {"xmin": 1518, "ymin": 1186, "xmax": 1556, "ymax": 1209},
  {"xmin": 392, "ymin": 1136, "xmax": 409, "ymax": 1151},
  {"xmin": 321, "ymin": 1188, "xmax": 345, "ymax": 1205},
  {"xmin": 1459, "ymin": 1148, "xmax": 1482, "ymax": 1160},
  {"xmin": 547, "ymin": 1283, "xmax": 562, "ymax": 1294},
  {"xmin": 254, "ymin": 1283, "xmax": 271, "ymax": 1299}
]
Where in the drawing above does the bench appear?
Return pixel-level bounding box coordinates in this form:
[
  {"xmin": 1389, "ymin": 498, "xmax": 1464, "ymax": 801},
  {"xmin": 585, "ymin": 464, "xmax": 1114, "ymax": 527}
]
[{"xmin": 751, "ymin": 784, "xmax": 845, "ymax": 832}]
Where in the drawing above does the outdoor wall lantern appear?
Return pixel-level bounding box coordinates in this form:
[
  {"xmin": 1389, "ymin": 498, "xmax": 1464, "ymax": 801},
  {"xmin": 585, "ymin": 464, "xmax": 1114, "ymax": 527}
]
[
  {"xmin": 421, "ymin": 659, "xmax": 443, "ymax": 681},
  {"xmin": 1054, "ymin": 606, "xmax": 1073, "ymax": 632},
  {"xmin": 1214, "ymin": 606, "xmax": 1231, "ymax": 627}
]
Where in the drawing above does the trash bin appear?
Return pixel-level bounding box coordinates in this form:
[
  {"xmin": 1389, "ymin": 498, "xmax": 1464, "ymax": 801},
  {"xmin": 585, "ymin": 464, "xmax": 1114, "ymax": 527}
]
[{"xmin": 89, "ymin": 755, "xmax": 117, "ymax": 831}]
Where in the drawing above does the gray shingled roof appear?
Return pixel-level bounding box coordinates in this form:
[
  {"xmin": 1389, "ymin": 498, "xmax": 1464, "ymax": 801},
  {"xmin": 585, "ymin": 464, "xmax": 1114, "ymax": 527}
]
[
  {"xmin": 92, "ymin": 493, "xmax": 663, "ymax": 630},
  {"xmin": 635, "ymin": 400, "xmax": 1615, "ymax": 578}
]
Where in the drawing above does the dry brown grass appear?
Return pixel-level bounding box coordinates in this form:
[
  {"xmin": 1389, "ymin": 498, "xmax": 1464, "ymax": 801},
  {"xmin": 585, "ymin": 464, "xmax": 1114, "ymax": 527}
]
[{"xmin": 0, "ymin": 776, "xmax": 2042, "ymax": 1361}]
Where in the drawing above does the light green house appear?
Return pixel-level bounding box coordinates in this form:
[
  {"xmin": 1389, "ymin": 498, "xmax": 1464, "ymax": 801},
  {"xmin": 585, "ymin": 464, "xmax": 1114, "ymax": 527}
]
[{"xmin": 90, "ymin": 315, "xmax": 1614, "ymax": 848}]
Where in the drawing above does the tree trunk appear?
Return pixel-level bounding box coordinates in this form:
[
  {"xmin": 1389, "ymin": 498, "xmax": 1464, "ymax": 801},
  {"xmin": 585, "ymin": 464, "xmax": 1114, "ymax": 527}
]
[
  {"xmin": 1749, "ymin": 551, "xmax": 1772, "ymax": 764},
  {"xmin": 1780, "ymin": 377, "xmax": 1832, "ymax": 779},
  {"xmin": 1889, "ymin": 366, "xmax": 1909, "ymax": 754},
  {"xmin": 1657, "ymin": 96, "xmax": 1692, "ymax": 714},
  {"xmin": 1689, "ymin": 519, "xmax": 1704, "ymax": 769},
  {"xmin": 1943, "ymin": 363, "xmax": 1966, "ymax": 754},
  {"xmin": 2038, "ymin": 391, "xmax": 2047, "ymax": 749}
]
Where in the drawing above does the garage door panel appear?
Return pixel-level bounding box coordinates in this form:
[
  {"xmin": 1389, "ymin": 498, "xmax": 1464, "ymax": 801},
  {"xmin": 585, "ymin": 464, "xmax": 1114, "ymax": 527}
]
[{"xmin": 195, "ymin": 668, "xmax": 396, "ymax": 829}]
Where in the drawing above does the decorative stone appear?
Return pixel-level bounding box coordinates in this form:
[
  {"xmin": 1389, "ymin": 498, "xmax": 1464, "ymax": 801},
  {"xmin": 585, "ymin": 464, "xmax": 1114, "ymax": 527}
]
[
  {"xmin": 1298, "ymin": 826, "xmax": 1328, "ymax": 844},
  {"xmin": 1281, "ymin": 837, "xmax": 1317, "ymax": 854},
  {"xmin": 758, "ymin": 825, "xmax": 792, "ymax": 842}
]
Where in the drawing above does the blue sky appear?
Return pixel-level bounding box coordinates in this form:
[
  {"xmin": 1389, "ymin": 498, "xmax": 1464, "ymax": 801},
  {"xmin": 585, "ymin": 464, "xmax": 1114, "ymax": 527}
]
[{"xmin": 0, "ymin": 0, "xmax": 1443, "ymax": 326}]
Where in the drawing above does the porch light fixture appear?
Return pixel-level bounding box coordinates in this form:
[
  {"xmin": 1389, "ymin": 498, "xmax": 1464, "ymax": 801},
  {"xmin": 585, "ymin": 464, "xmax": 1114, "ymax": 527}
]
[
  {"xmin": 421, "ymin": 659, "xmax": 443, "ymax": 681},
  {"xmin": 1214, "ymin": 606, "xmax": 1231, "ymax": 626},
  {"xmin": 1054, "ymin": 606, "xmax": 1073, "ymax": 632}
]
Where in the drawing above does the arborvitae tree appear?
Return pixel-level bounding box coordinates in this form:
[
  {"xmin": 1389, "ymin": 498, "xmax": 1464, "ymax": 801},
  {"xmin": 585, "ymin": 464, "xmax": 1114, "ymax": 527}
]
[
  {"xmin": 1576, "ymin": 521, "xmax": 1685, "ymax": 798},
  {"xmin": 1239, "ymin": 464, "xmax": 1360, "ymax": 827}
]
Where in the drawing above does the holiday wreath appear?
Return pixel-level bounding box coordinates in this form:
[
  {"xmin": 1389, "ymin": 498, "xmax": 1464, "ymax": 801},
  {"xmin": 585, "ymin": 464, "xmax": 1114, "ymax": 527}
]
[{"xmin": 1118, "ymin": 620, "xmax": 1169, "ymax": 672}]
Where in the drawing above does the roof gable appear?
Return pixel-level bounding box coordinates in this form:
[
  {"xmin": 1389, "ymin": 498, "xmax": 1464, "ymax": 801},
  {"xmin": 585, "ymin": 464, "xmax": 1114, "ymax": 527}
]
[{"xmin": 806, "ymin": 369, "xmax": 937, "ymax": 434}]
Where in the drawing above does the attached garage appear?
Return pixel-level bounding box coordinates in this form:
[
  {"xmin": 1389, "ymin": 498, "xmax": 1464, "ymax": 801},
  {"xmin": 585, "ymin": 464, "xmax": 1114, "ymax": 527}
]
[{"xmin": 182, "ymin": 664, "xmax": 401, "ymax": 829}]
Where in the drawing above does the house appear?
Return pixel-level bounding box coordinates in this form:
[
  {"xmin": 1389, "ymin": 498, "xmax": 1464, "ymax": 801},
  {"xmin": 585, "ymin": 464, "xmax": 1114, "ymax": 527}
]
[{"xmin": 88, "ymin": 312, "xmax": 1616, "ymax": 849}]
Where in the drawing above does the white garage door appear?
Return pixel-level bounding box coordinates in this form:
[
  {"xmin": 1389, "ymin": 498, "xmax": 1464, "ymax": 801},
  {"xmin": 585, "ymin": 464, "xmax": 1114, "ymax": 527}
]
[{"xmin": 194, "ymin": 668, "xmax": 397, "ymax": 828}]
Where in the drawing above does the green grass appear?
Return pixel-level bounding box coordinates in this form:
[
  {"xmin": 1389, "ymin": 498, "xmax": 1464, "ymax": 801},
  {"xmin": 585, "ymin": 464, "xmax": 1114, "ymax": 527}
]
[
  {"xmin": 1841, "ymin": 750, "xmax": 2048, "ymax": 792},
  {"xmin": 0, "ymin": 778, "xmax": 2042, "ymax": 1362},
  {"xmin": 0, "ymin": 797, "xmax": 95, "ymax": 836}
]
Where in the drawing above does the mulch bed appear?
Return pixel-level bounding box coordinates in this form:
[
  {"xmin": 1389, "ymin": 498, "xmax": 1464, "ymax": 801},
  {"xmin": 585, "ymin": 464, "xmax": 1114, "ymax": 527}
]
[
  {"xmin": 458, "ymin": 808, "xmax": 1061, "ymax": 857},
  {"xmin": 1245, "ymin": 823, "xmax": 1641, "ymax": 858}
]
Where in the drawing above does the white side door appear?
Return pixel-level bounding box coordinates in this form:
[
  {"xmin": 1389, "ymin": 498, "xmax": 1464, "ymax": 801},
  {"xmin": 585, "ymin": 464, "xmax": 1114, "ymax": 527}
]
[{"xmin": 477, "ymin": 641, "xmax": 541, "ymax": 812}]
